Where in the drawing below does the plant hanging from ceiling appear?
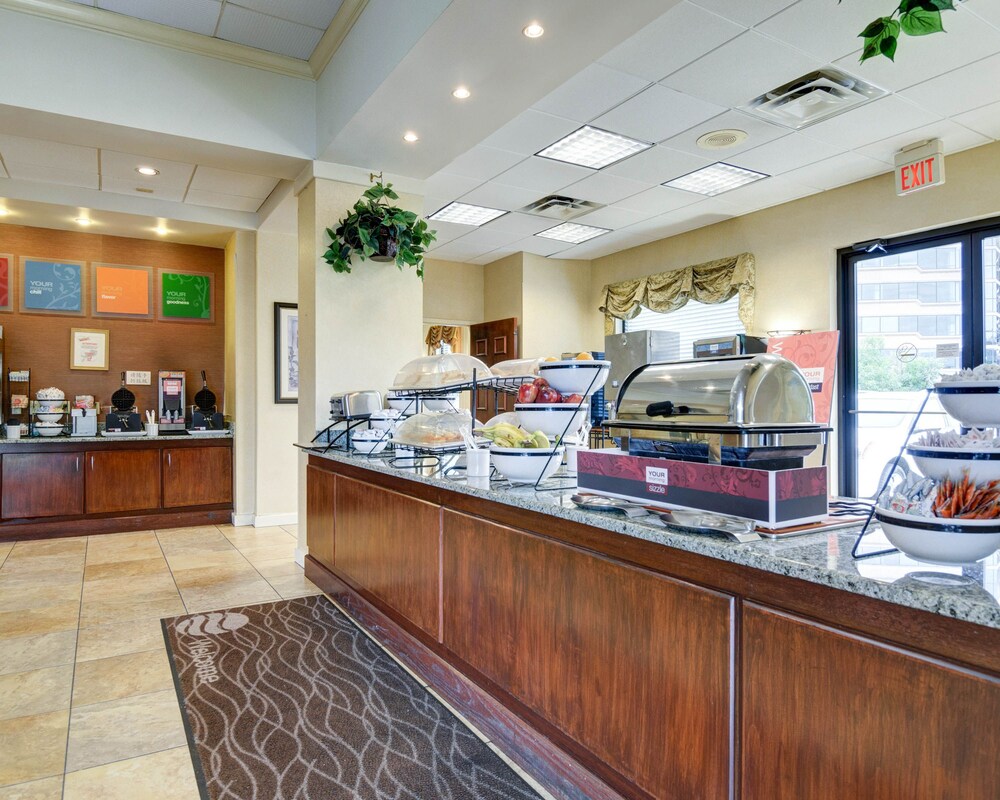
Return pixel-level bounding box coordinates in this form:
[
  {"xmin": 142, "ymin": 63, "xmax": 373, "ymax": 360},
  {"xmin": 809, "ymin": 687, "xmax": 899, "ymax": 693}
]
[
  {"xmin": 323, "ymin": 175, "xmax": 436, "ymax": 279},
  {"xmin": 844, "ymin": 0, "xmax": 956, "ymax": 63}
]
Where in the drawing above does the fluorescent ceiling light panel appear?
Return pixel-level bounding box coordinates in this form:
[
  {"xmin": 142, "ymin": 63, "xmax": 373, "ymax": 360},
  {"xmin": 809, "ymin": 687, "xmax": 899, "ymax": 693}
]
[
  {"xmin": 428, "ymin": 202, "xmax": 508, "ymax": 226},
  {"xmin": 537, "ymin": 125, "xmax": 652, "ymax": 169},
  {"xmin": 664, "ymin": 162, "xmax": 768, "ymax": 196},
  {"xmin": 536, "ymin": 222, "xmax": 610, "ymax": 244}
]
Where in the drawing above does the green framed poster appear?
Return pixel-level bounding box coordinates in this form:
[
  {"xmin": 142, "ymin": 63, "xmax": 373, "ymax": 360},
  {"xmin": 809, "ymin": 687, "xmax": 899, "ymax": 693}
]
[{"xmin": 158, "ymin": 269, "xmax": 214, "ymax": 322}]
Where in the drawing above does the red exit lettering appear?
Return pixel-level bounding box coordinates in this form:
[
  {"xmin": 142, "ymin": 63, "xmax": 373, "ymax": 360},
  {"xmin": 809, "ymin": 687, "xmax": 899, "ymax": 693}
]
[{"xmin": 900, "ymin": 157, "xmax": 935, "ymax": 191}]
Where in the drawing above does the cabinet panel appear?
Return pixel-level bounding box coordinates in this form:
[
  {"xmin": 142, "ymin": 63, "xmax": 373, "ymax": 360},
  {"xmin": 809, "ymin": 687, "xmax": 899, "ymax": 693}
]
[
  {"xmin": 306, "ymin": 465, "xmax": 335, "ymax": 572},
  {"xmin": 86, "ymin": 450, "xmax": 161, "ymax": 514},
  {"xmin": 162, "ymin": 447, "xmax": 233, "ymax": 508},
  {"xmin": 741, "ymin": 603, "xmax": 1000, "ymax": 800},
  {"xmin": 334, "ymin": 476, "xmax": 440, "ymax": 638},
  {"xmin": 2, "ymin": 453, "xmax": 85, "ymax": 519},
  {"xmin": 442, "ymin": 510, "xmax": 733, "ymax": 800}
]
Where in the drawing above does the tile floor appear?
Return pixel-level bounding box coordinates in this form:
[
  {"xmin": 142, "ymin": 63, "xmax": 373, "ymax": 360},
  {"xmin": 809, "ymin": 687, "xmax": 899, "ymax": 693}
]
[{"xmin": 0, "ymin": 523, "xmax": 318, "ymax": 800}]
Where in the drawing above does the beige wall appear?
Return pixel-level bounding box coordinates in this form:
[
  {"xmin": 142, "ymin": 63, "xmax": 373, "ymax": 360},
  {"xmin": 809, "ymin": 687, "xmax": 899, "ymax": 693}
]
[
  {"xmin": 521, "ymin": 254, "xmax": 598, "ymax": 358},
  {"xmin": 483, "ymin": 253, "xmax": 524, "ymax": 331},
  {"xmin": 423, "ymin": 258, "xmax": 484, "ymax": 324}
]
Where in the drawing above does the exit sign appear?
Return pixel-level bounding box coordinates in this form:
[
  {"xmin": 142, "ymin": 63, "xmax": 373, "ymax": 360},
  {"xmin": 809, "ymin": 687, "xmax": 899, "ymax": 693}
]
[{"xmin": 894, "ymin": 139, "xmax": 945, "ymax": 196}]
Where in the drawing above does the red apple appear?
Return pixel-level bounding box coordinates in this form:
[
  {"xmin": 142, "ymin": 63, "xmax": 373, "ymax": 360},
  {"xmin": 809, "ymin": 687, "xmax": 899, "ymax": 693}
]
[
  {"xmin": 538, "ymin": 386, "xmax": 562, "ymax": 403},
  {"xmin": 532, "ymin": 377, "xmax": 549, "ymax": 388},
  {"xmin": 564, "ymin": 394, "xmax": 584, "ymax": 404},
  {"xmin": 517, "ymin": 383, "xmax": 539, "ymax": 403}
]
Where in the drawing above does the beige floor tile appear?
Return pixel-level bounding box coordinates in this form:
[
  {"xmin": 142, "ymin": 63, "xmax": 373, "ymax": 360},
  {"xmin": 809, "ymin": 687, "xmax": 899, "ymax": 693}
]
[
  {"xmin": 10, "ymin": 539, "xmax": 87, "ymax": 559},
  {"xmin": 0, "ymin": 603, "xmax": 80, "ymax": 641},
  {"xmin": 65, "ymin": 690, "xmax": 186, "ymax": 773},
  {"xmin": 0, "ymin": 630, "xmax": 77, "ymax": 675},
  {"xmin": 0, "ymin": 665, "xmax": 74, "ymax": 721},
  {"xmin": 71, "ymin": 650, "xmax": 174, "ymax": 707},
  {"xmin": 0, "ymin": 711, "xmax": 69, "ymax": 788},
  {"xmin": 281, "ymin": 524, "xmax": 299, "ymax": 536},
  {"xmin": 0, "ymin": 580, "xmax": 81, "ymax": 612},
  {"xmin": 182, "ymin": 581, "xmax": 281, "ymax": 613},
  {"xmin": 0, "ymin": 543, "xmax": 15, "ymax": 569},
  {"xmin": 0, "ymin": 554, "xmax": 85, "ymax": 577},
  {"xmin": 75, "ymin": 617, "xmax": 165, "ymax": 663},
  {"xmin": 252, "ymin": 557, "xmax": 306, "ymax": 579},
  {"xmin": 0, "ymin": 776, "xmax": 63, "ymax": 799},
  {"xmin": 169, "ymin": 562, "xmax": 257, "ymax": 589},
  {"xmin": 77, "ymin": 594, "xmax": 185, "ymax": 629},
  {"xmin": 63, "ymin": 746, "xmax": 199, "ymax": 800},
  {"xmin": 81, "ymin": 573, "xmax": 179, "ymax": 605},
  {"xmin": 236, "ymin": 542, "xmax": 297, "ymax": 564},
  {"xmin": 155, "ymin": 529, "xmax": 230, "ymax": 556},
  {"xmin": 0, "ymin": 568, "xmax": 83, "ymax": 590},
  {"xmin": 226, "ymin": 532, "xmax": 295, "ymax": 551},
  {"xmin": 83, "ymin": 557, "xmax": 171, "ymax": 583},
  {"xmin": 84, "ymin": 534, "xmax": 162, "ymax": 567},
  {"xmin": 267, "ymin": 572, "xmax": 321, "ymax": 599}
]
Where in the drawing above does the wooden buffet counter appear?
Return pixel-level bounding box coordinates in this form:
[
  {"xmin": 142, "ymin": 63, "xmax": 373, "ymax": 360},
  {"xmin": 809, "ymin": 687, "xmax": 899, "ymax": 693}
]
[
  {"xmin": 303, "ymin": 450, "xmax": 999, "ymax": 800},
  {"xmin": 0, "ymin": 435, "xmax": 233, "ymax": 540}
]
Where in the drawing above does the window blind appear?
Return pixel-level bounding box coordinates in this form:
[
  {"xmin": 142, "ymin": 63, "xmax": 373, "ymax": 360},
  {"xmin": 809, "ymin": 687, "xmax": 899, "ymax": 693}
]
[{"xmin": 624, "ymin": 296, "xmax": 745, "ymax": 360}]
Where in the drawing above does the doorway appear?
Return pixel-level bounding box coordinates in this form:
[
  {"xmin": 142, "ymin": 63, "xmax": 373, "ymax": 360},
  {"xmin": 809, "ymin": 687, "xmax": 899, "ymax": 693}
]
[{"xmin": 469, "ymin": 317, "xmax": 519, "ymax": 423}]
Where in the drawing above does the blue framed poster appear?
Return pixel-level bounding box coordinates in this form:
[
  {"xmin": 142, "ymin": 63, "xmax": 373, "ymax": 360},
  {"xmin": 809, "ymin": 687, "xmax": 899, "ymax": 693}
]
[{"xmin": 20, "ymin": 258, "xmax": 86, "ymax": 315}]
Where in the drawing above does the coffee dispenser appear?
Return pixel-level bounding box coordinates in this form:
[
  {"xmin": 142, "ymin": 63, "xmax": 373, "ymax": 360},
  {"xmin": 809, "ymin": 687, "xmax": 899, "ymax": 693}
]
[{"xmin": 158, "ymin": 371, "xmax": 187, "ymax": 434}]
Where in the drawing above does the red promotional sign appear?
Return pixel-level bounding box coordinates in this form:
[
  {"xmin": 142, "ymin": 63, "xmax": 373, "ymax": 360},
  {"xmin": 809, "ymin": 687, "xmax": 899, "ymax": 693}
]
[
  {"xmin": 0, "ymin": 255, "xmax": 9, "ymax": 309},
  {"xmin": 767, "ymin": 332, "xmax": 840, "ymax": 425}
]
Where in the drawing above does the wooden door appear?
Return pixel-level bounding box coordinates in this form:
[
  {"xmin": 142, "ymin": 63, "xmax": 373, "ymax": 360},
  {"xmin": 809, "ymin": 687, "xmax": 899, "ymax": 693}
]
[
  {"xmin": 306, "ymin": 464, "xmax": 336, "ymax": 572},
  {"xmin": 469, "ymin": 317, "xmax": 519, "ymax": 422},
  {"xmin": 162, "ymin": 446, "xmax": 233, "ymax": 508},
  {"xmin": 85, "ymin": 450, "xmax": 161, "ymax": 514},
  {"xmin": 2, "ymin": 452, "xmax": 84, "ymax": 519}
]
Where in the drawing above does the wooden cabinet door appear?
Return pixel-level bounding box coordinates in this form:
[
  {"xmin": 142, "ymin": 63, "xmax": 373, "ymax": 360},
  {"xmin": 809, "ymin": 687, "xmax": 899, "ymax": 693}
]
[
  {"xmin": 306, "ymin": 465, "xmax": 335, "ymax": 572},
  {"xmin": 2, "ymin": 453, "xmax": 84, "ymax": 519},
  {"xmin": 442, "ymin": 510, "xmax": 733, "ymax": 800},
  {"xmin": 742, "ymin": 603, "xmax": 1000, "ymax": 800},
  {"xmin": 334, "ymin": 476, "xmax": 440, "ymax": 638},
  {"xmin": 162, "ymin": 447, "xmax": 233, "ymax": 508},
  {"xmin": 85, "ymin": 450, "xmax": 161, "ymax": 514},
  {"xmin": 469, "ymin": 317, "xmax": 518, "ymax": 422}
]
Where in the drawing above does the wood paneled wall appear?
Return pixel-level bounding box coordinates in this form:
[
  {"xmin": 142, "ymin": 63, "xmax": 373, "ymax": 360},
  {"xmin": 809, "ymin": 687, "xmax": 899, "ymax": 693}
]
[{"xmin": 0, "ymin": 224, "xmax": 225, "ymax": 418}]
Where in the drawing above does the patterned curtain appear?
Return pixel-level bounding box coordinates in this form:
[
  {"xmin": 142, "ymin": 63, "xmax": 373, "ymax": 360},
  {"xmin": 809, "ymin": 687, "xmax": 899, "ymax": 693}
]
[
  {"xmin": 425, "ymin": 325, "xmax": 462, "ymax": 354},
  {"xmin": 599, "ymin": 252, "xmax": 756, "ymax": 335}
]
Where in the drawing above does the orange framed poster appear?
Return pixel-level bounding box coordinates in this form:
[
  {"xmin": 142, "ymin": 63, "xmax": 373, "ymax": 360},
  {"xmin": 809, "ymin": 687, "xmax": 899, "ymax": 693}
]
[{"xmin": 91, "ymin": 263, "xmax": 153, "ymax": 319}]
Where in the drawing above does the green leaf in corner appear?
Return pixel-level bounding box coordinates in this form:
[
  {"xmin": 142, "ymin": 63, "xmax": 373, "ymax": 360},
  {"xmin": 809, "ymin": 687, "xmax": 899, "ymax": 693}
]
[
  {"xmin": 901, "ymin": 7, "xmax": 944, "ymax": 36},
  {"xmin": 880, "ymin": 34, "xmax": 898, "ymax": 60},
  {"xmin": 357, "ymin": 228, "xmax": 372, "ymax": 247},
  {"xmin": 901, "ymin": 0, "xmax": 954, "ymax": 12},
  {"xmin": 859, "ymin": 17, "xmax": 888, "ymax": 39}
]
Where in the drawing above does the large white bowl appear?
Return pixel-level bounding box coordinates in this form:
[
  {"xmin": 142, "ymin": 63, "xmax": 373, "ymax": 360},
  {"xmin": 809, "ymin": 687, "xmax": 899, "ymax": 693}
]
[
  {"xmin": 490, "ymin": 445, "xmax": 564, "ymax": 485},
  {"xmin": 352, "ymin": 433, "xmax": 390, "ymax": 455},
  {"xmin": 422, "ymin": 392, "xmax": 461, "ymax": 411},
  {"xmin": 875, "ymin": 506, "xmax": 1000, "ymax": 565},
  {"xmin": 35, "ymin": 412, "xmax": 64, "ymax": 423},
  {"xmin": 906, "ymin": 444, "xmax": 1000, "ymax": 484},
  {"xmin": 35, "ymin": 425, "xmax": 63, "ymax": 437},
  {"xmin": 934, "ymin": 381, "xmax": 1000, "ymax": 427},
  {"xmin": 387, "ymin": 396, "xmax": 420, "ymax": 415},
  {"xmin": 537, "ymin": 360, "xmax": 610, "ymax": 396},
  {"xmin": 515, "ymin": 403, "xmax": 588, "ymax": 438}
]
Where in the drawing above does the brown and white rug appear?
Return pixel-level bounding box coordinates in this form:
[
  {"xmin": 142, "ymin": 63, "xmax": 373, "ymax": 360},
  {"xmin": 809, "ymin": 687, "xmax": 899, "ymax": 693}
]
[{"xmin": 162, "ymin": 595, "xmax": 543, "ymax": 800}]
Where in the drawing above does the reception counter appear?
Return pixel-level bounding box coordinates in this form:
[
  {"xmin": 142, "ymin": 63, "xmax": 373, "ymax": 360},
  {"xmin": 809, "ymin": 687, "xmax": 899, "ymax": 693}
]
[{"xmin": 303, "ymin": 448, "xmax": 999, "ymax": 800}]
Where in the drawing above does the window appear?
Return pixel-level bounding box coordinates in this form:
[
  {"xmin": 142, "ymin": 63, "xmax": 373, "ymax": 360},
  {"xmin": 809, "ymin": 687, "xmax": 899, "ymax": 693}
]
[{"xmin": 623, "ymin": 295, "xmax": 745, "ymax": 360}]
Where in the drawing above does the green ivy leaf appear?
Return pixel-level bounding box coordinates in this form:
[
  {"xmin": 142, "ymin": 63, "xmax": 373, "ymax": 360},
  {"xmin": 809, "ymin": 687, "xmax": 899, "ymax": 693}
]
[
  {"xmin": 859, "ymin": 17, "xmax": 888, "ymax": 38},
  {"xmin": 880, "ymin": 34, "xmax": 898, "ymax": 59},
  {"xmin": 357, "ymin": 228, "xmax": 371, "ymax": 247},
  {"xmin": 900, "ymin": 7, "xmax": 944, "ymax": 35},
  {"xmin": 859, "ymin": 17, "xmax": 900, "ymax": 62},
  {"xmin": 901, "ymin": 0, "xmax": 953, "ymax": 12}
]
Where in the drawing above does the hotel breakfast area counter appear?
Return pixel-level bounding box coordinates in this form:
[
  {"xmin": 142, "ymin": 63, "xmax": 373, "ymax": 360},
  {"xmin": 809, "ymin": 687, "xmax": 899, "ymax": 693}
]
[{"xmin": 302, "ymin": 447, "xmax": 999, "ymax": 800}]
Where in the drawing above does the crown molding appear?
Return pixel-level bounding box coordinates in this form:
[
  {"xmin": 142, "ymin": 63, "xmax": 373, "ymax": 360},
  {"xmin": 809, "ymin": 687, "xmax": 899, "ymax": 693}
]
[{"xmin": 309, "ymin": 0, "xmax": 368, "ymax": 78}]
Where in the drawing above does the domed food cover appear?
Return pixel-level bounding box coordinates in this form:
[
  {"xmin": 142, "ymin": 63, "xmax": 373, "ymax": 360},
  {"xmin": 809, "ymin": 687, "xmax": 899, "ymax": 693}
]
[
  {"xmin": 392, "ymin": 353, "xmax": 493, "ymax": 391},
  {"xmin": 392, "ymin": 411, "xmax": 473, "ymax": 450}
]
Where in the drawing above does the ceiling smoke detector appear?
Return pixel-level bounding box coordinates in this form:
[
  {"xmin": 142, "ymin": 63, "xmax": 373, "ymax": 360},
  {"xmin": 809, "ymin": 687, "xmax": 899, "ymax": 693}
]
[
  {"xmin": 742, "ymin": 68, "xmax": 887, "ymax": 129},
  {"xmin": 696, "ymin": 129, "xmax": 748, "ymax": 150},
  {"xmin": 519, "ymin": 194, "xmax": 604, "ymax": 221}
]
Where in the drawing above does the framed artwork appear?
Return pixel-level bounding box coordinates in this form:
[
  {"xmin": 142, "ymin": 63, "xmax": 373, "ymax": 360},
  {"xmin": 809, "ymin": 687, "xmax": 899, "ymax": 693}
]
[
  {"xmin": 70, "ymin": 328, "xmax": 109, "ymax": 371},
  {"xmin": 92, "ymin": 263, "xmax": 153, "ymax": 319},
  {"xmin": 20, "ymin": 257, "xmax": 86, "ymax": 315},
  {"xmin": 274, "ymin": 302, "xmax": 298, "ymax": 404},
  {"xmin": 0, "ymin": 254, "xmax": 12, "ymax": 312},
  {"xmin": 158, "ymin": 269, "xmax": 214, "ymax": 322}
]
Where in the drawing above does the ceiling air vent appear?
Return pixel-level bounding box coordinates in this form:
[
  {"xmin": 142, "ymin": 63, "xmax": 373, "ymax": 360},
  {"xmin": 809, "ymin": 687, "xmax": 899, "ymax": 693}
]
[
  {"xmin": 742, "ymin": 68, "xmax": 887, "ymax": 129},
  {"xmin": 519, "ymin": 194, "xmax": 603, "ymax": 221}
]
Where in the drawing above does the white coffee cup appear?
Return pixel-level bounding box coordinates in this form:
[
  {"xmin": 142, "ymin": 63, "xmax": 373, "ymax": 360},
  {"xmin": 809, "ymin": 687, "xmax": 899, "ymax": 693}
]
[
  {"xmin": 465, "ymin": 447, "xmax": 491, "ymax": 478},
  {"xmin": 5, "ymin": 423, "xmax": 20, "ymax": 440},
  {"xmin": 145, "ymin": 423, "xmax": 159, "ymax": 437},
  {"xmin": 564, "ymin": 444, "xmax": 589, "ymax": 476}
]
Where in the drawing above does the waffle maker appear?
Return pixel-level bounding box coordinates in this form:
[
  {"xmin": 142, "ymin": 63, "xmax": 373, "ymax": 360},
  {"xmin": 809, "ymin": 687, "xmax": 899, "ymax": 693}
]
[
  {"xmin": 189, "ymin": 371, "xmax": 224, "ymax": 430},
  {"xmin": 105, "ymin": 372, "xmax": 142, "ymax": 432}
]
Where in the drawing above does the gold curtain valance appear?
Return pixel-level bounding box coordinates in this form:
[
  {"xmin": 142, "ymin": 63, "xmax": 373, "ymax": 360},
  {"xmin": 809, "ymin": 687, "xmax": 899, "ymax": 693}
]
[
  {"xmin": 599, "ymin": 252, "xmax": 756, "ymax": 335},
  {"xmin": 425, "ymin": 325, "xmax": 462, "ymax": 354}
]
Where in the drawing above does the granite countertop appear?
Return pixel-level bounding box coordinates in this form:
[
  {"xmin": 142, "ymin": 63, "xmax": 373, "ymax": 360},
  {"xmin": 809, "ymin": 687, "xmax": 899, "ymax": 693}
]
[
  {"xmin": 2, "ymin": 430, "xmax": 234, "ymax": 444},
  {"xmin": 300, "ymin": 445, "xmax": 1000, "ymax": 631}
]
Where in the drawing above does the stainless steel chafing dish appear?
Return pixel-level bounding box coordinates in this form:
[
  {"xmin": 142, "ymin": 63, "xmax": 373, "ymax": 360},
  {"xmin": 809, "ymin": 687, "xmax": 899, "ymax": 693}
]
[{"xmin": 606, "ymin": 354, "xmax": 830, "ymax": 469}]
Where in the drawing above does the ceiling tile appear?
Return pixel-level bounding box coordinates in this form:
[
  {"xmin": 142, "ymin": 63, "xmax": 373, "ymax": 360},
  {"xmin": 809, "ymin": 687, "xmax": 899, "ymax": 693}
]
[
  {"xmin": 900, "ymin": 53, "xmax": 1000, "ymax": 118},
  {"xmin": 493, "ymin": 156, "xmax": 593, "ymax": 194},
  {"xmin": 660, "ymin": 109, "xmax": 789, "ymax": 159},
  {"xmin": 733, "ymin": 132, "xmax": 844, "ymax": 175},
  {"xmin": 469, "ymin": 250, "xmax": 512, "ymax": 266},
  {"xmin": 185, "ymin": 188, "xmax": 263, "ymax": 212},
  {"xmin": 571, "ymin": 205, "xmax": 651, "ymax": 230},
  {"xmin": 604, "ymin": 144, "xmax": 713, "ymax": 183},
  {"xmin": 533, "ymin": 64, "xmax": 651, "ymax": 122},
  {"xmin": 100, "ymin": 150, "xmax": 195, "ymax": 189},
  {"xmin": 661, "ymin": 31, "xmax": 822, "ymax": 109},
  {"xmin": 565, "ymin": 231, "xmax": 635, "ymax": 260},
  {"xmin": 756, "ymin": 0, "xmax": 885, "ymax": 64},
  {"xmin": 687, "ymin": 0, "xmax": 797, "ymax": 27},
  {"xmin": 562, "ymin": 172, "xmax": 649, "ymax": 205},
  {"xmin": 592, "ymin": 84, "xmax": 726, "ymax": 143},
  {"xmin": 235, "ymin": 0, "xmax": 342, "ymax": 30},
  {"xmin": 101, "ymin": 176, "xmax": 186, "ymax": 202},
  {"xmin": 460, "ymin": 182, "xmax": 542, "ymax": 212},
  {"xmin": 0, "ymin": 134, "xmax": 97, "ymax": 172},
  {"xmin": 480, "ymin": 110, "xmax": 580, "ymax": 156},
  {"xmin": 855, "ymin": 120, "xmax": 991, "ymax": 165},
  {"xmin": 5, "ymin": 163, "xmax": 98, "ymax": 190},
  {"xmin": 781, "ymin": 151, "xmax": 889, "ymax": 191},
  {"xmin": 422, "ymin": 220, "xmax": 470, "ymax": 245},
  {"xmin": 188, "ymin": 166, "xmax": 278, "ymax": 199},
  {"xmin": 953, "ymin": 100, "xmax": 1000, "ymax": 139},
  {"xmin": 514, "ymin": 235, "xmax": 572, "ymax": 257},
  {"xmin": 439, "ymin": 146, "xmax": 525, "ymax": 182},
  {"xmin": 216, "ymin": 4, "xmax": 323, "ymax": 59},
  {"xmin": 447, "ymin": 226, "xmax": 519, "ymax": 251},
  {"xmin": 709, "ymin": 174, "xmax": 818, "ymax": 214},
  {"xmin": 964, "ymin": 0, "xmax": 1000, "ymax": 30},
  {"xmin": 801, "ymin": 96, "xmax": 940, "ymax": 151},
  {"xmin": 481, "ymin": 212, "xmax": 554, "ymax": 237},
  {"xmin": 98, "ymin": 0, "xmax": 222, "ymax": 36},
  {"xmin": 426, "ymin": 238, "xmax": 497, "ymax": 262},
  {"xmin": 614, "ymin": 185, "xmax": 703, "ymax": 214},
  {"xmin": 599, "ymin": 1, "xmax": 745, "ymax": 81},
  {"xmin": 423, "ymin": 172, "xmax": 482, "ymax": 201}
]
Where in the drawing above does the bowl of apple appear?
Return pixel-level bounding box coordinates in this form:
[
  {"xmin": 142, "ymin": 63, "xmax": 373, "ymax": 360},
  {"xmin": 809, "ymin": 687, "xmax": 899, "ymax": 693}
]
[{"xmin": 537, "ymin": 353, "xmax": 610, "ymax": 396}]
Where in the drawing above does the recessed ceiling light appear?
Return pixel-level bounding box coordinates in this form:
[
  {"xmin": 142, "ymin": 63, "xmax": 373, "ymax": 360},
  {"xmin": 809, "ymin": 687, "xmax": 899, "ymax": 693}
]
[
  {"xmin": 536, "ymin": 222, "xmax": 610, "ymax": 244},
  {"xmin": 135, "ymin": 166, "xmax": 159, "ymax": 176},
  {"xmin": 663, "ymin": 162, "xmax": 769, "ymax": 196},
  {"xmin": 696, "ymin": 129, "xmax": 748, "ymax": 150},
  {"xmin": 523, "ymin": 21, "xmax": 544, "ymax": 38},
  {"xmin": 403, "ymin": 131, "xmax": 419, "ymax": 143},
  {"xmin": 537, "ymin": 125, "xmax": 652, "ymax": 170},
  {"xmin": 452, "ymin": 86, "xmax": 471, "ymax": 100},
  {"xmin": 428, "ymin": 202, "xmax": 507, "ymax": 226},
  {"xmin": 75, "ymin": 217, "xmax": 93, "ymax": 226}
]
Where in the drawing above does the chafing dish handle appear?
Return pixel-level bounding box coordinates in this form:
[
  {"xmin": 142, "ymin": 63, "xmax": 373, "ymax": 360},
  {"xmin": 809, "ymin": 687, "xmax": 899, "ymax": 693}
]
[{"xmin": 645, "ymin": 401, "xmax": 691, "ymax": 417}]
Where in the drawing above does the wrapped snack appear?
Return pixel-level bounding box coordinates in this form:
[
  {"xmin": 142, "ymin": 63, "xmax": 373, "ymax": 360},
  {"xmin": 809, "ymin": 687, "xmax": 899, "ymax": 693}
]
[
  {"xmin": 931, "ymin": 475, "xmax": 1000, "ymax": 519},
  {"xmin": 913, "ymin": 429, "xmax": 1000, "ymax": 449},
  {"xmin": 938, "ymin": 363, "xmax": 1000, "ymax": 383}
]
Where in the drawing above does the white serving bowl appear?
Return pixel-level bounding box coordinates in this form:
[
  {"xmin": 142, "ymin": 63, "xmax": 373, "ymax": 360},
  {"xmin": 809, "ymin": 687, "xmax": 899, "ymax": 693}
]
[
  {"xmin": 906, "ymin": 444, "xmax": 1000, "ymax": 484},
  {"xmin": 352, "ymin": 431, "xmax": 390, "ymax": 455},
  {"xmin": 387, "ymin": 395, "xmax": 420, "ymax": 415},
  {"xmin": 934, "ymin": 381, "xmax": 1000, "ymax": 428},
  {"xmin": 35, "ymin": 412, "xmax": 64, "ymax": 423},
  {"xmin": 422, "ymin": 392, "xmax": 461, "ymax": 411},
  {"xmin": 34, "ymin": 400, "xmax": 63, "ymax": 412},
  {"xmin": 514, "ymin": 403, "xmax": 589, "ymax": 438},
  {"xmin": 490, "ymin": 444, "xmax": 564, "ymax": 485},
  {"xmin": 35, "ymin": 424, "xmax": 63, "ymax": 437},
  {"xmin": 875, "ymin": 506, "xmax": 1000, "ymax": 565},
  {"xmin": 537, "ymin": 359, "xmax": 610, "ymax": 396},
  {"xmin": 369, "ymin": 409, "xmax": 402, "ymax": 432}
]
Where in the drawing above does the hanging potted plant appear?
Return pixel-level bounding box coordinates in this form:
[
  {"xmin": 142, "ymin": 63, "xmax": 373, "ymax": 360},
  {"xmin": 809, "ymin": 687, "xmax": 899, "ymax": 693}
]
[{"xmin": 323, "ymin": 178, "xmax": 436, "ymax": 278}]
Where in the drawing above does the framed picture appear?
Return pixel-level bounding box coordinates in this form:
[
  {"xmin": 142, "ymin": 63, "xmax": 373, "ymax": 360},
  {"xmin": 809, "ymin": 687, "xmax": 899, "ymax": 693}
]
[
  {"xmin": 92, "ymin": 263, "xmax": 153, "ymax": 319},
  {"xmin": 274, "ymin": 302, "xmax": 298, "ymax": 404},
  {"xmin": 157, "ymin": 269, "xmax": 214, "ymax": 322},
  {"xmin": 0, "ymin": 254, "xmax": 12, "ymax": 312},
  {"xmin": 70, "ymin": 328, "xmax": 109, "ymax": 371},
  {"xmin": 20, "ymin": 257, "xmax": 86, "ymax": 316}
]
